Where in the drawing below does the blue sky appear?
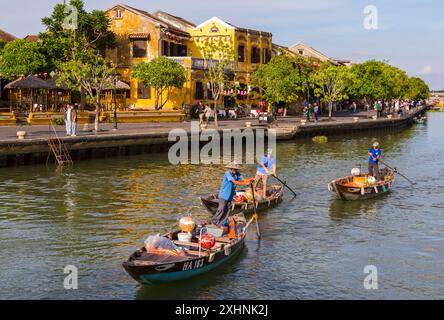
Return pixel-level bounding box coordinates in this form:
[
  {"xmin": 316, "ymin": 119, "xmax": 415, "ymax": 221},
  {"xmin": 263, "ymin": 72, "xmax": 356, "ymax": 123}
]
[{"xmin": 1, "ymin": 0, "xmax": 443, "ymax": 89}]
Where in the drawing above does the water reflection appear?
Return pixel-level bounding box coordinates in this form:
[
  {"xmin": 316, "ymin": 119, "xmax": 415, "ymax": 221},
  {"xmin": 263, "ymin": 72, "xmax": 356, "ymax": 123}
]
[{"xmin": 0, "ymin": 113, "xmax": 443, "ymax": 299}]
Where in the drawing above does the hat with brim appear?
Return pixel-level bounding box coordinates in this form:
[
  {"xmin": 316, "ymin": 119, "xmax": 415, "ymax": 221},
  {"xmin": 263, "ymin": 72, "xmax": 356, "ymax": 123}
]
[{"xmin": 225, "ymin": 161, "xmax": 241, "ymax": 170}]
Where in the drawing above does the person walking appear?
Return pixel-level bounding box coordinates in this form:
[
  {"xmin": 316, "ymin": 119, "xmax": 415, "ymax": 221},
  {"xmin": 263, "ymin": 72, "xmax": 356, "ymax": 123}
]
[
  {"xmin": 313, "ymin": 103, "xmax": 319, "ymax": 123},
  {"xmin": 203, "ymin": 104, "xmax": 212, "ymax": 126},
  {"xmin": 352, "ymin": 101, "xmax": 357, "ymax": 113},
  {"xmin": 64, "ymin": 104, "xmax": 72, "ymax": 136}
]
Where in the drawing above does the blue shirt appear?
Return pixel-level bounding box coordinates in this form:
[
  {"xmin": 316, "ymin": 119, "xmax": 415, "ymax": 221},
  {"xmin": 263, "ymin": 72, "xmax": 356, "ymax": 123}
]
[
  {"xmin": 368, "ymin": 147, "xmax": 382, "ymax": 164},
  {"xmin": 257, "ymin": 155, "xmax": 276, "ymax": 175},
  {"xmin": 219, "ymin": 171, "xmax": 243, "ymax": 201}
]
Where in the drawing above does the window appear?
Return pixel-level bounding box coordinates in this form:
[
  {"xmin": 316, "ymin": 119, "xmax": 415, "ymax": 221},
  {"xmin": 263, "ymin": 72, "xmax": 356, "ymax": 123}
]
[
  {"xmin": 298, "ymin": 50, "xmax": 304, "ymax": 55},
  {"xmin": 238, "ymin": 44, "xmax": 245, "ymax": 62},
  {"xmin": 195, "ymin": 82, "xmax": 204, "ymax": 100},
  {"xmin": 251, "ymin": 46, "xmax": 260, "ymax": 64},
  {"xmin": 137, "ymin": 82, "xmax": 151, "ymax": 99},
  {"xmin": 114, "ymin": 9, "xmax": 122, "ymax": 19},
  {"xmin": 133, "ymin": 40, "xmax": 147, "ymax": 58},
  {"xmin": 263, "ymin": 48, "xmax": 271, "ymax": 64},
  {"xmin": 161, "ymin": 41, "xmax": 187, "ymax": 57}
]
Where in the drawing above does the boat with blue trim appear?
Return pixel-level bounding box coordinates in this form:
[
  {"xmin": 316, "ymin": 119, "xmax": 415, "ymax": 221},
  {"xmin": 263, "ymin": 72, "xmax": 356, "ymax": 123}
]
[{"xmin": 123, "ymin": 214, "xmax": 249, "ymax": 285}]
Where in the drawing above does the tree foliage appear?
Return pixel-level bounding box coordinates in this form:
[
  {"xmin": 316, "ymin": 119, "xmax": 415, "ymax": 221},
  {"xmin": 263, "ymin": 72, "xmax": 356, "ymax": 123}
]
[
  {"xmin": 310, "ymin": 61, "xmax": 351, "ymax": 118},
  {"xmin": 406, "ymin": 77, "xmax": 430, "ymax": 100},
  {"xmin": 252, "ymin": 54, "xmax": 315, "ymax": 105},
  {"xmin": 40, "ymin": 0, "xmax": 116, "ymax": 70},
  {"xmin": 132, "ymin": 57, "xmax": 187, "ymax": 110},
  {"xmin": 0, "ymin": 39, "xmax": 47, "ymax": 78},
  {"xmin": 196, "ymin": 38, "xmax": 235, "ymax": 127},
  {"xmin": 57, "ymin": 53, "xmax": 116, "ymax": 131}
]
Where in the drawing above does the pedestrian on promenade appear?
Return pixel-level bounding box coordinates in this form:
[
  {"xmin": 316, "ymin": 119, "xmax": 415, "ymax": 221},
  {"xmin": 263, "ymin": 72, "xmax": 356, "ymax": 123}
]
[
  {"xmin": 368, "ymin": 142, "xmax": 382, "ymax": 180},
  {"xmin": 196, "ymin": 101, "xmax": 204, "ymax": 126},
  {"xmin": 374, "ymin": 100, "xmax": 382, "ymax": 118},
  {"xmin": 352, "ymin": 101, "xmax": 357, "ymax": 113},
  {"xmin": 313, "ymin": 103, "xmax": 319, "ymax": 123},
  {"xmin": 71, "ymin": 105, "xmax": 78, "ymax": 137},
  {"xmin": 211, "ymin": 161, "xmax": 254, "ymax": 227},
  {"xmin": 64, "ymin": 104, "xmax": 72, "ymax": 136},
  {"xmin": 203, "ymin": 104, "xmax": 212, "ymax": 126}
]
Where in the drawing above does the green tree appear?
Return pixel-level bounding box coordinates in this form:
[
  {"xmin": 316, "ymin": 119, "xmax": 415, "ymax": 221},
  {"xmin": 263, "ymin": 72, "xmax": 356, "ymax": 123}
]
[
  {"xmin": 347, "ymin": 60, "xmax": 391, "ymax": 105},
  {"xmin": 57, "ymin": 54, "xmax": 115, "ymax": 132},
  {"xmin": 310, "ymin": 61, "xmax": 351, "ymax": 119},
  {"xmin": 132, "ymin": 57, "xmax": 187, "ymax": 110},
  {"xmin": 40, "ymin": 0, "xmax": 116, "ymax": 70},
  {"xmin": 252, "ymin": 54, "xmax": 315, "ymax": 106},
  {"xmin": 406, "ymin": 77, "xmax": 430, "ymax": 100},
  {"xmin": 0, "ymin": 39, "xmax": 47, "ymax": 78},
  {"xmin": 196, "ymin": 39, "xmax": 235, "ymax": 128}
]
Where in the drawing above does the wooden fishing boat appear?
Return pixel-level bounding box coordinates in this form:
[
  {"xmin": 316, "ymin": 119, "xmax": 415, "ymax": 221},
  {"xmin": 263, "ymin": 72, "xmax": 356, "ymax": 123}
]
[
  {"xmin": 328, "ymin": 167, "xmax": 396, "ymax": 201},
  {"xmin": 200, "ymin": 184, "xmax": 284, "ymax": 215},
  {"xmin": 123, "ymin": 214, "xmax": 248, "ymax": 285}
]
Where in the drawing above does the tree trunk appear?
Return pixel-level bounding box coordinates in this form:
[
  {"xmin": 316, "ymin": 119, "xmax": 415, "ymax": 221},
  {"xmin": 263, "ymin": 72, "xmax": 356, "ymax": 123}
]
[
  {"xmin": 213, "ymin": 97, "xmax": 218, "ymax": 128},
  {"xmin": 328, "ymin": 101, "xmax": 333, "ymax": 119},
  {"xmin": 95, "ymin": 97, "xmax": 100, "ymax": 133}
]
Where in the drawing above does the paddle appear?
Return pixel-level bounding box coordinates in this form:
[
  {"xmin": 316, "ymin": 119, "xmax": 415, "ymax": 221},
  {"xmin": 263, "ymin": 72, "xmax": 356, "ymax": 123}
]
[
  {"xmin": 272, "ymin": 174, "xmax": 297, "ymax": 197},
  {"xmin": 249, "ymin": 182, "xmax": 261, "ymax": 239},
  {"xmin": 379, "ymin": 160, "xmax": 416, "ymax": 185}
]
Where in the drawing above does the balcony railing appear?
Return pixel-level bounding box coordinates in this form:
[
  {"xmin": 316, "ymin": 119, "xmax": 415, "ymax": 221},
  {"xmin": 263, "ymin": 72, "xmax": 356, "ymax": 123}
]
[{"xmin": 167, "ymin": 56, "xmax": 234, "ymax": 71}]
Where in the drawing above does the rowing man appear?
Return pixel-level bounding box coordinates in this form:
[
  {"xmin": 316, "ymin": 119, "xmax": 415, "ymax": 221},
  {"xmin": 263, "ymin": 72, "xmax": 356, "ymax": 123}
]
[
  {"xmin": 211, "ymin": 161, "xmax": 254, "ymax": 227},
  {"xmin": 368, "ymin": 142, "xmax": 382, "ymax": 179},
  {"xmin": 254, "ymin": 148, "xmax": 276, "ymax": 198}
]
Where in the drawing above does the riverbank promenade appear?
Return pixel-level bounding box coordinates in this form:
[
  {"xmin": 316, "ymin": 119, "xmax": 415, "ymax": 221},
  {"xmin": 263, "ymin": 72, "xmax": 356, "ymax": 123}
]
[{"xmin": 0, "ymin": 105, "xmax": 430, "ymax": 167}]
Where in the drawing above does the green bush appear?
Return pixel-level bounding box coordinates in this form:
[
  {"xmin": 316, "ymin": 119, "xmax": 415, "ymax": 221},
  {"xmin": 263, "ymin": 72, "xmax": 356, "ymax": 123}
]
[
  {"xmin": 312, "ymin": 136, "xmax": 328, "ymax": 143},
  {"xmin": 52, "ymin": 117, "xmax": 65, "ymax": 126}
]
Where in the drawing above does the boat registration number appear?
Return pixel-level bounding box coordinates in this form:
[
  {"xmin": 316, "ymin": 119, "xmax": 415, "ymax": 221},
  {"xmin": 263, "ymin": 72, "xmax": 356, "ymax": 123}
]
[{"xmin": 183, "ymin": 259, "xmax": 204, "ymax": 271}]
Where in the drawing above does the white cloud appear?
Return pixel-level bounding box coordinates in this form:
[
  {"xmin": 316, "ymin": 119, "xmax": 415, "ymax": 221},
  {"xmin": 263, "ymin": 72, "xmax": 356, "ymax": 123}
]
[{"xmin": 420, "ymin": 65, "xmax": 433, "ymax": 74}]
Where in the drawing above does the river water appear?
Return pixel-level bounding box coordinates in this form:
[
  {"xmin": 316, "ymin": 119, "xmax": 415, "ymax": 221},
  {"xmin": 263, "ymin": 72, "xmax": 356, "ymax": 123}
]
[{"xmin": 1, "ymin": 112, "xmax": 443, "ymax": 300}]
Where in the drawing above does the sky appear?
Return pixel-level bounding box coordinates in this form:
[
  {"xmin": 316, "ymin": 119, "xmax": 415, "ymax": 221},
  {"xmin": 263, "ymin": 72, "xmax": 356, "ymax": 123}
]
[{"xmin": 0, "ymin": 0, "xmax": 443, "ymax": 89}]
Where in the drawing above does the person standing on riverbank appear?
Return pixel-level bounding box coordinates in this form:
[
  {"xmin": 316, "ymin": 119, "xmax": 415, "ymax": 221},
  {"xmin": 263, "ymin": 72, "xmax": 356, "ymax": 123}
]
[
  {"xmin": 368, "ymin": 142, "xmax": 382, "ymax": 179},
  {"xmin": 212, "ymin": 162, "xmax": 254, "ymax": 227},
  {"xmin": 71, "ymin": 105, "xmax": 78, "ymax": 137},
  {"xmin": 313, "ymin": 103, "xmax": 319, "ymax": 123},
  {"xmin": 64, "ymin": 104, "xmax": 72, "ymax": 136}
]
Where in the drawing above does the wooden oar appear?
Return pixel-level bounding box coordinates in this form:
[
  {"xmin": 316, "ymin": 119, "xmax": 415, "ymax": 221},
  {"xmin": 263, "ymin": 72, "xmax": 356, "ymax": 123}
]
[
  {"xmin": 379, "ymin": 160, "xmax": 416, "ymax": 185},
  {"xmin": 249, "ymin": 182, "xmax": 261, "ymax": 239},
  {"xmin": 272, "ymin": 174, "xmax": 297, "ymax": 197}
]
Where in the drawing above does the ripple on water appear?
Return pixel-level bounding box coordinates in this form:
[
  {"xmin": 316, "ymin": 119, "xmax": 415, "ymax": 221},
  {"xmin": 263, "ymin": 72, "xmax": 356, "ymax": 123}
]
[{"xmin": 1, "ymin": 113, "xmax": 444, "ymax": 299}]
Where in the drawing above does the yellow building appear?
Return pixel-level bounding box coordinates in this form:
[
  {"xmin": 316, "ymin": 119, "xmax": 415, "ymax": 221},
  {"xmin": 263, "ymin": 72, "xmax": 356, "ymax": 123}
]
[{"xmin": 106, "ymin": 4, "xmax": 272, "ymax": 112}]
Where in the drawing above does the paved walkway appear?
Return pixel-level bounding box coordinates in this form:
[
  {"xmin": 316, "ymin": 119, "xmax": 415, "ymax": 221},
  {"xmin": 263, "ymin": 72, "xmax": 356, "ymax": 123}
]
[{"xmin": 0, "ymin": 110, "xmax": 407, "ymax": 142}]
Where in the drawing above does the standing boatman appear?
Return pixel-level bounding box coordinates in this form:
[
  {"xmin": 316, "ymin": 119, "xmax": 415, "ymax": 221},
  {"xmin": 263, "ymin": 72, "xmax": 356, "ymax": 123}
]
[
  {"xmin": 368, "ymin": 142, "xmax": 382, "ymax": 179},
  {"xmin": 254, "ymin": 148, "xmax": 277, "ymax": 198},
  {"xmin": 211, "ymin": 161, "xmax": 254, "ymax": 227}
]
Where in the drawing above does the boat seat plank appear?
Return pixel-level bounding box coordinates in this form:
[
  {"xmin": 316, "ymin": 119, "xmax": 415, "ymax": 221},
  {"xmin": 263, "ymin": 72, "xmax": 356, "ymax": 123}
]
[{"xmin": 215, "ymin": 237, "xmax": 233, "ymax": 243}]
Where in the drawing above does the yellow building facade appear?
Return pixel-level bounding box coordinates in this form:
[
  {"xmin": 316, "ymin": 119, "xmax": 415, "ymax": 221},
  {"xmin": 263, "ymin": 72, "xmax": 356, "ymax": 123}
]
[{"xmin": 106, "ymin": 4, "xmax": 272, "ymax": 111}]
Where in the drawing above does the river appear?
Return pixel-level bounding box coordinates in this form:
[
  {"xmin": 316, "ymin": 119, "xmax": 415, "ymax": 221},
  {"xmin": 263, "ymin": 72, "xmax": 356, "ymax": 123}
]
[{"xmin": 1, "ymin": 112, "xmax": 443, "ymax": 300}]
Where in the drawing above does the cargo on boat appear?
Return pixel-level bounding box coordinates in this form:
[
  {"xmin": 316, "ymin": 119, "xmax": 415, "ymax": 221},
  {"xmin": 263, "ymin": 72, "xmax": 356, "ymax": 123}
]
[
  {"xmin": 328, "ymin": 167, "xmax": 396, "ymax": 201},
  {"xmin": 200, "ymin": 184, "xmax": 284, "ymax": 215},
  {"xmin": 123, "ymin": 214, "xmax": 249, "ymax": 285}
]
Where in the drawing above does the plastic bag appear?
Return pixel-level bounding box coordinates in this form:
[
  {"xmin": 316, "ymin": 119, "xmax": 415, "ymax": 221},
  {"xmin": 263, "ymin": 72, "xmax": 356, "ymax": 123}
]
[{"xmin": 144, "ymin": 235, "xmax": 186, "ymax": 256}]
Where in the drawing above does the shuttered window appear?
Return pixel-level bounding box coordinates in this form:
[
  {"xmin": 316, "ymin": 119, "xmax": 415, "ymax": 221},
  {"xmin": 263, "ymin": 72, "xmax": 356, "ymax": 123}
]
[
  {"xmin": 133, "ymin": 40, "xmax": 147, "ymax": 58},
  {"xmin": 137, "ymin": 82, "xmax": 151, "ymax": 99}
]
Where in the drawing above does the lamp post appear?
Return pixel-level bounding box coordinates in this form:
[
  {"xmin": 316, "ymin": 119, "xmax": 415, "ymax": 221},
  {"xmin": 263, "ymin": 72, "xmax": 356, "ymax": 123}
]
[
  {"xmin": 306, "ymin": 81, "xmax": 311, "ymax": 104},
  {"xmin": 113, "ymin": 74, "xmax": 119, "ymax": 131}
]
